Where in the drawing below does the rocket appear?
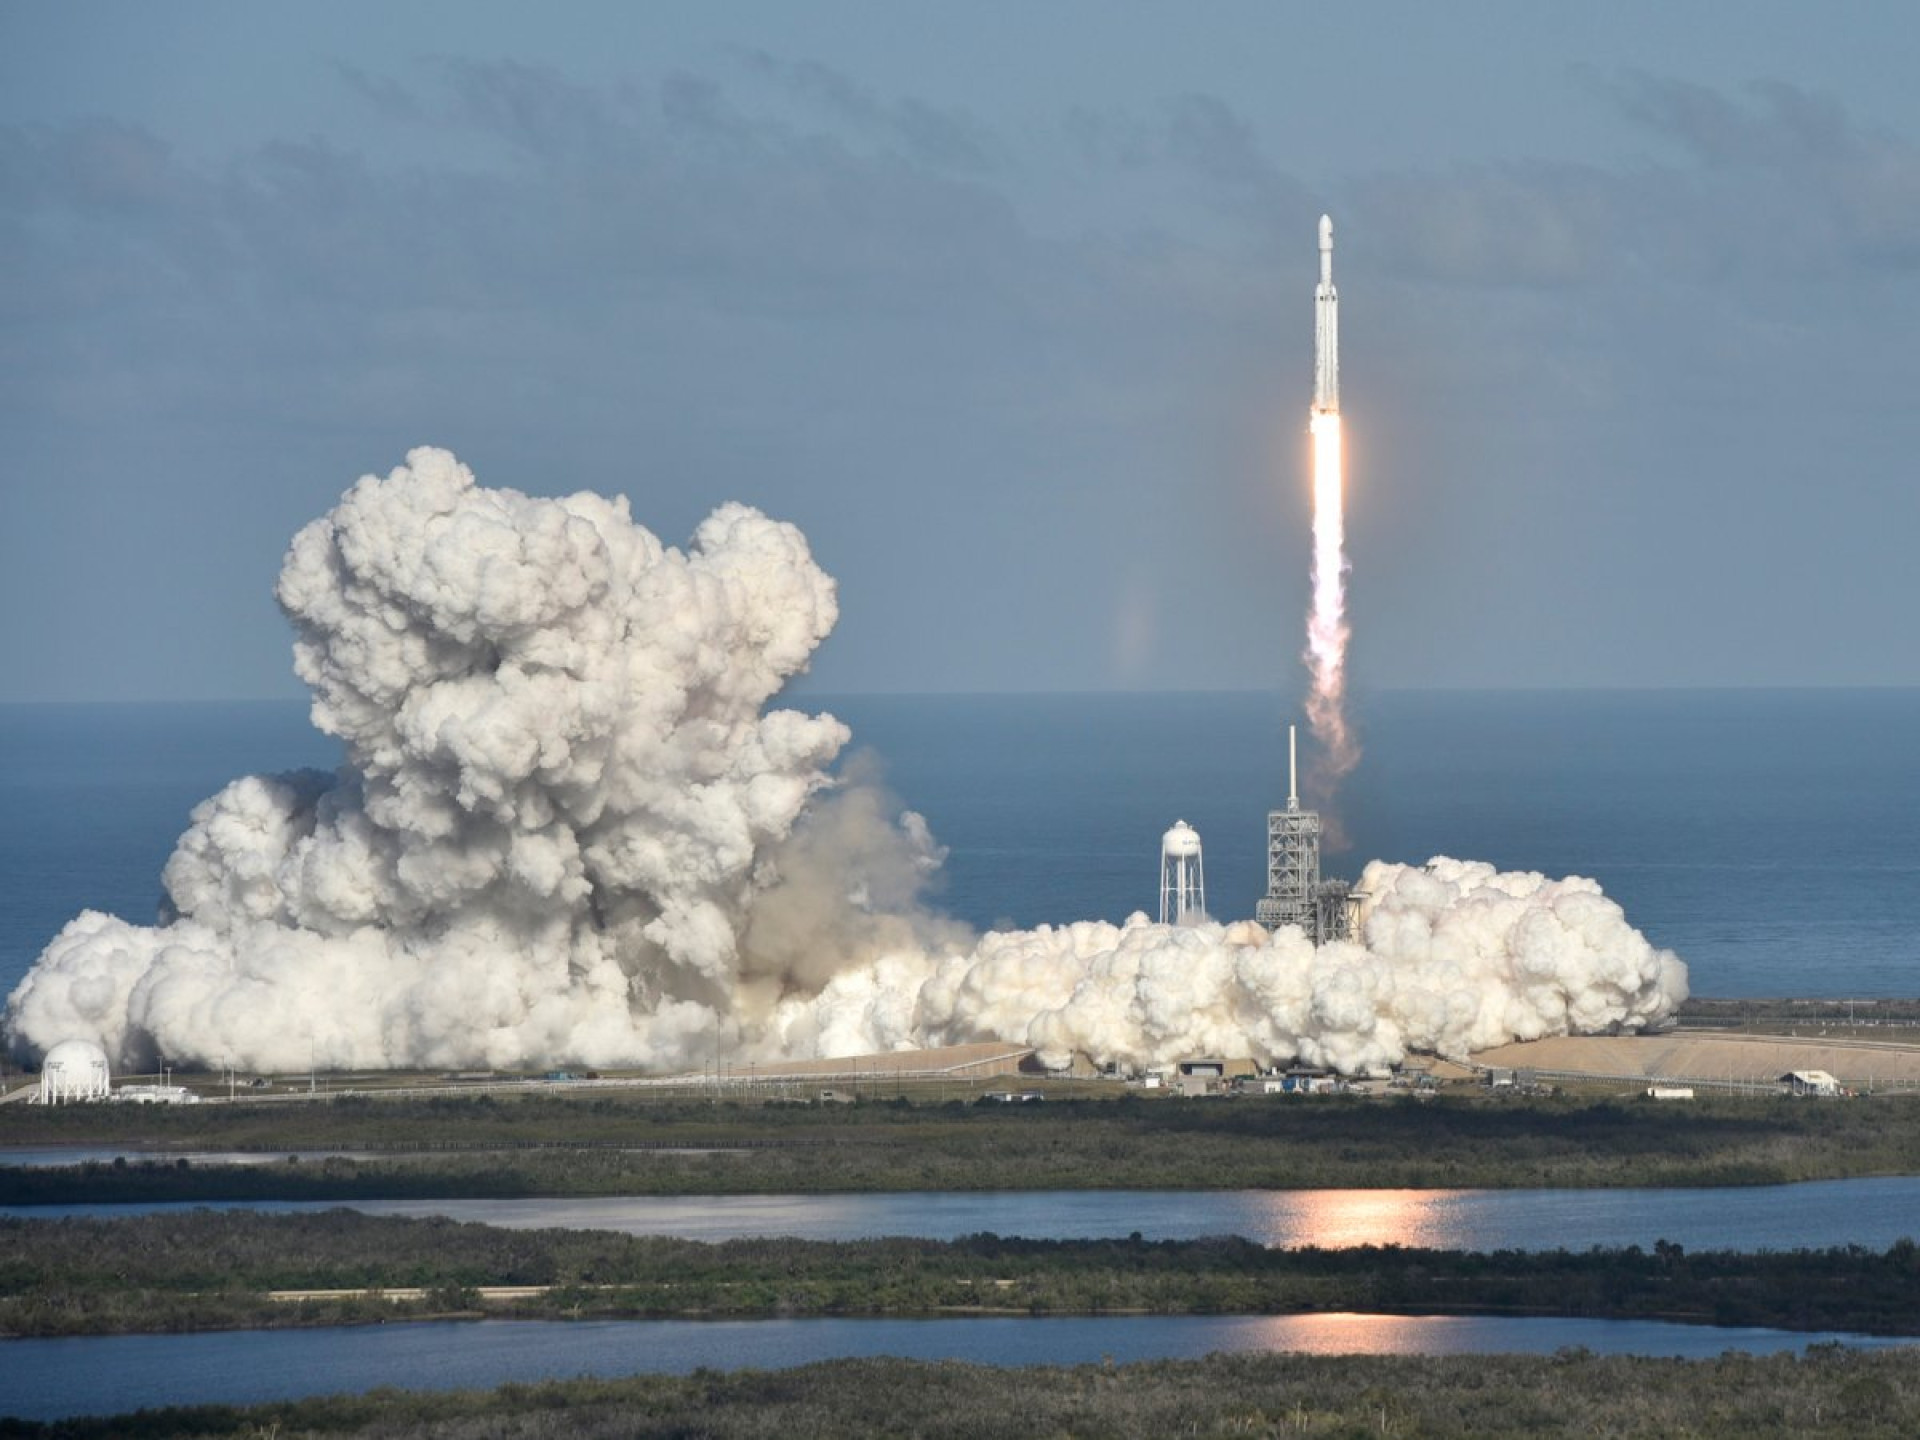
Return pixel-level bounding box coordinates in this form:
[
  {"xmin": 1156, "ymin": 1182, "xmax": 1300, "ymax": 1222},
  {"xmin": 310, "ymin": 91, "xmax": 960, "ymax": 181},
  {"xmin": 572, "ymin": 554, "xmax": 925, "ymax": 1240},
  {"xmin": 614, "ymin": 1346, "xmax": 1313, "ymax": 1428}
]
[{"xmin": 1313, "ymin": 213, "xmax": 1338, "ymax": 414}]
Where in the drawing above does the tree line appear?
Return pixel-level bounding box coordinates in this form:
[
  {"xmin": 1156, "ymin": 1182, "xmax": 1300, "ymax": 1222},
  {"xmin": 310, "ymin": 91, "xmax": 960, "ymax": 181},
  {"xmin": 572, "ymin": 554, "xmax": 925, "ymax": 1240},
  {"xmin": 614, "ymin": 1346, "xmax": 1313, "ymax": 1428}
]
[
  {"xmin": 8, "ymin": 1091, "xmax": 1920, "ymax": 1202},
  {"xmin": 4, "ymin": 1209, "xmax": 1920, "ymax": 1337}
]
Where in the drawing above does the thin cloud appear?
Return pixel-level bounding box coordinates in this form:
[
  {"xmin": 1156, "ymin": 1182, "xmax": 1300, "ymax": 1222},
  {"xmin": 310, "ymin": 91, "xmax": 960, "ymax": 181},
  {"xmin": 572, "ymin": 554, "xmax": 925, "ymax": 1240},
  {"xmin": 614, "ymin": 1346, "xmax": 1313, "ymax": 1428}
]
[{"xmin": 728, "ymin": 47, "xmax": 1005, "ymax": 173}]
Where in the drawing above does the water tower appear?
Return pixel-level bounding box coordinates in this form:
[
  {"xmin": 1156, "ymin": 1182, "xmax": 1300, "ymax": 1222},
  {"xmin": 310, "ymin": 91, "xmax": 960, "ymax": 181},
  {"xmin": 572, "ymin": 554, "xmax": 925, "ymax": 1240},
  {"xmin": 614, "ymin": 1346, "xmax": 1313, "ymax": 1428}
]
[{"xmin": 1159, "ymin": 820, "xmax": 1206, "ymax": 924}]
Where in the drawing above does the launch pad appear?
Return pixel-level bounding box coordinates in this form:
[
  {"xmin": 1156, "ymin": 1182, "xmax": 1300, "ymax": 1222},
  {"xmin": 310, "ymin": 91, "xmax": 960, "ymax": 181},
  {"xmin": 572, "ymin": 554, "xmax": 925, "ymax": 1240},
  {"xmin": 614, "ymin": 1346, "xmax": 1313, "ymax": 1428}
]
[
  {"xmin": 1253, "ymin": 212, "xmax": 1360, "ymax": 945},
  {"xmin": 1254, "ymin": 725, "xmax": 1360, "ymax": 944}
]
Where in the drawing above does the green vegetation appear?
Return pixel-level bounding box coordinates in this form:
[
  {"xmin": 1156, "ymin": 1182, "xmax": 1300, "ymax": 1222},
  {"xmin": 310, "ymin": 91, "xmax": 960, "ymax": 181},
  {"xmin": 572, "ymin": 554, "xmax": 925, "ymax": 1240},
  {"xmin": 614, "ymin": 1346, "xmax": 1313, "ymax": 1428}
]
[
  {"xmin": 8, "ymin": 1091, "xmax": 1920, "ymax": 1200},
  {"xmin": 6, "ymin": 1349, "xmax": 1920, "ymax": 1438},
  {"xmin": 4, "ymin": 1210, "xmax": 1920, "ymax": 1337}
]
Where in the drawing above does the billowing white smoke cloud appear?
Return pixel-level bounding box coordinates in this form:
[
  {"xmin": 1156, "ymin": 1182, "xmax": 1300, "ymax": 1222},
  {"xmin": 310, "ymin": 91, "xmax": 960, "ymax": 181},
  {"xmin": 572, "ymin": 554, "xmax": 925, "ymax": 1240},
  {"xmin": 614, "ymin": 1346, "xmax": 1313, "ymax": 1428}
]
[
  {"xmin": 784, "ymin": 857, "xmax": 1686, "ymax": 1075},
  {"xmin": 5, "ymin": 451, "xmax": 1686, "ymax": 1076}
]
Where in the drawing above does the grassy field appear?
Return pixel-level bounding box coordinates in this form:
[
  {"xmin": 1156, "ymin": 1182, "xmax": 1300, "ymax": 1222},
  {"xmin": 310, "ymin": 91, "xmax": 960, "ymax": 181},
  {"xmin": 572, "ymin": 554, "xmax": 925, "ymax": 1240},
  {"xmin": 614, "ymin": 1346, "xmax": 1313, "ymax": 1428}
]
[
  {"xmin": 7, "ymin": 1090, "xmax": 1920, "ymax": 1200},
  {"xmin": 6, "ymin": 1349, "xmax": 1919, "ymax": 1438},
  {"xmin": 4, "ymin": 1209, "xmax": 1920, "ymax": 1338}
]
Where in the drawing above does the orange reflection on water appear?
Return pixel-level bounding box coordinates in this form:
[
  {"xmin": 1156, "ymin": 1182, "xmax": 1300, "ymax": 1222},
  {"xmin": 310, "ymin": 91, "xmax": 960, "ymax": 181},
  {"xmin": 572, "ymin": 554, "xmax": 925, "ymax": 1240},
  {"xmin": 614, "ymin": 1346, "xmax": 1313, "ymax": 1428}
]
[
  {"xmin": 1260, "ymin": 1189, "xmax": 1458, "ymax": 1249},
  {"xmin": 1228, "ymin": 1312, "xmax": 1467, "ymax": 1355}
]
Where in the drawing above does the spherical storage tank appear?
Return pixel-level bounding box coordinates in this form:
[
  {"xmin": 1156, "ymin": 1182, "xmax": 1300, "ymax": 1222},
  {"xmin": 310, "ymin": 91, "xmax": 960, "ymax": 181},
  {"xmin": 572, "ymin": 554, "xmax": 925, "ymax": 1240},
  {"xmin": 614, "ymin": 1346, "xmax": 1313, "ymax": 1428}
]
[
  {"xmin": 1162, "ymin": 821, "xmax": 1202, "ymax": 859},
  {"xmin": 39, "ymin": 1038, "xmax": 111, "ymax": 1104}
]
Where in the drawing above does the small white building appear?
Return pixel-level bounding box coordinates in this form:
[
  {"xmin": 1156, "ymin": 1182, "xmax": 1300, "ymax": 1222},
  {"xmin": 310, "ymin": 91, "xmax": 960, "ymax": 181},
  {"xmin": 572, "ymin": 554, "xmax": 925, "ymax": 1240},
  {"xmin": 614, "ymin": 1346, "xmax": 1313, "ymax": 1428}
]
[
  {"xmin": 1174, "ymin": 1058, "xmax": 1238, "ymax": 1098},
  {"xmin": 112, "ymin": 1084, "xmax": 201, "ymax": 1105},
  {"xmin": 1781, "ymin": 1070, "xmax": 1842, "ymax": 1097},
  {"xmin": 38, "ymin": 1039, "xmax": 112, "ymax": 1104}
]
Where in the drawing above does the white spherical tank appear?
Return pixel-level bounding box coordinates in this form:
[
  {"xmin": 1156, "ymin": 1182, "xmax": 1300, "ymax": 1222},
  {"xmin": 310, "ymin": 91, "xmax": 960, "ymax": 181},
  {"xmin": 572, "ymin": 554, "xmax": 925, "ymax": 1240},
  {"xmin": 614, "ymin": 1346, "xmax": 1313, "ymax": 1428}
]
[
  {"xmin": 1162, "ymin": 821, "xmax": 1202, "ymax": 858},
  {"xmin": 39, "ymin": 1038, "xmax": 112, "ymax": 1104},
  {"xmin": 1158, "ymin": 820, "xmax": 1206, "ymax": 925}
]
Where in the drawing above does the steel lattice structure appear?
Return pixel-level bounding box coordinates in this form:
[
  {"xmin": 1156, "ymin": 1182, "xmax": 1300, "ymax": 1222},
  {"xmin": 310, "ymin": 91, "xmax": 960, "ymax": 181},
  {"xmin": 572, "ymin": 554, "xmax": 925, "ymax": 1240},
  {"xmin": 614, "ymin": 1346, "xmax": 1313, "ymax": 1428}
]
[{"xmin": 1254, "ymin": 726, "xmax": 1359, "ymax": 945}]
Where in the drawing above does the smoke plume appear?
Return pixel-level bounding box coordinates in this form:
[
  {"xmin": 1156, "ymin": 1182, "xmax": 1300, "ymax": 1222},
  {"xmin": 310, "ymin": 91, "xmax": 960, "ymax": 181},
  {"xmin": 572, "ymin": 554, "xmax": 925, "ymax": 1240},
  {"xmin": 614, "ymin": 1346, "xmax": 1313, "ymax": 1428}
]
[
  {"xmin": 5, "ymin": 451, "xmax": 1686, "ymax": 1076},
  {"xmin": 1303, "ymin": 412, "xmax": 1359, "ymax": 809}
]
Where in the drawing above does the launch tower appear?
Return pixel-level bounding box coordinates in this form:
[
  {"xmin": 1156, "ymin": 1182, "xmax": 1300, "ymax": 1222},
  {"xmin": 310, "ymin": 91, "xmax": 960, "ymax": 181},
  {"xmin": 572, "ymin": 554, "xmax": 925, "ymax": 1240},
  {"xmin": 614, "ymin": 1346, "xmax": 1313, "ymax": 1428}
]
[
  {"xmin": 1254, "ymin": 726, "xmax": 1359, "ymax": 944},
  {"xmin": 1259, "ymin": 216, "xmax": 1362, "ymax": 946}
]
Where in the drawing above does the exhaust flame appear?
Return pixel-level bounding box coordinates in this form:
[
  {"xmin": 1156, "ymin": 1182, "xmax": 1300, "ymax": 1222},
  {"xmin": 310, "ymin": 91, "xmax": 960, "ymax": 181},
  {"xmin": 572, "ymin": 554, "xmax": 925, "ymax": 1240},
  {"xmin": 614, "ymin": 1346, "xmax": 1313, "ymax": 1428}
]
[{"xmin": 1304, "ymin": 410, "xmax": 1358, "ymax": 797}]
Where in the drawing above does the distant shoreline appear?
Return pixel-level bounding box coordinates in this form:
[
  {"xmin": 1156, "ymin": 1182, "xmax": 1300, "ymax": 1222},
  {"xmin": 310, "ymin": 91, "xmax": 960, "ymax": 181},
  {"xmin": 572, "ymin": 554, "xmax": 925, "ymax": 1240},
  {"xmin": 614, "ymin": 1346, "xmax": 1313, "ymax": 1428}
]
[
  {"xmin": 6, "ymin": 1091, "xmax": 1920, "ymax": 1201},
  {"xmin": 6, "ymin": 1213, "xmax": 1920, "ymax": 1340}
]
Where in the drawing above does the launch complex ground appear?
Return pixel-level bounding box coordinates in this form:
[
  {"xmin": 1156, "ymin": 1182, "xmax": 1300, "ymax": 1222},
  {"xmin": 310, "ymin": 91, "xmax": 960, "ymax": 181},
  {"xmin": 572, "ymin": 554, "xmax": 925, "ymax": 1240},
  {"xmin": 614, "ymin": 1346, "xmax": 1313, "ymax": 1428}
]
[
  {"xmin": 13, "ymin": 1015, "xmax": 1920, "ymax": 1202},
  {"xmin": 13, "ymin": 1001, "xmax": 1920, "ymax": 1108}
]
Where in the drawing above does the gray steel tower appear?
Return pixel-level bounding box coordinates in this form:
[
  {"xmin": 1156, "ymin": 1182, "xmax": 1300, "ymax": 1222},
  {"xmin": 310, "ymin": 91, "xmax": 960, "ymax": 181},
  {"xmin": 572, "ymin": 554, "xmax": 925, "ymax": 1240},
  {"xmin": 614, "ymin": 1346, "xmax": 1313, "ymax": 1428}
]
[
  {"xmin": 1254, "ymin": 726, "xmax": 1321, "ymax": 933},
  {"xmin": 1255, "ymin": 725, "xmax": 1358, "ymax": 944}
]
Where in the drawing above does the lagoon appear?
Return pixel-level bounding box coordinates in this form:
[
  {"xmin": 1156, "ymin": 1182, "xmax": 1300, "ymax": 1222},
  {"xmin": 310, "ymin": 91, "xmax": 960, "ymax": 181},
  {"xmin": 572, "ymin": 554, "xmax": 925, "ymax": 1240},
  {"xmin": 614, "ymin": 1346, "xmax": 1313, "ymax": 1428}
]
[
  {"xmin": 4, "ymin": 1314, "xmax": 1912, "ymax": 1421},
  {"xmin": 10, "ymin": 1176, "xmax": 1920, "ymax": 1251}
]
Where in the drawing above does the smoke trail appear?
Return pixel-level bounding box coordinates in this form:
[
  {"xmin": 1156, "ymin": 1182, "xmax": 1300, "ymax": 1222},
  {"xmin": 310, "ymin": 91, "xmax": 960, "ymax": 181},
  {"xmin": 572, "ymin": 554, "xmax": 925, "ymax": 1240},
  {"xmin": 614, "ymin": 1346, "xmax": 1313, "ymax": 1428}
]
[
  {"xmin": 1303, "ymin": 410, "xmax": 1358, "ymax": 798},
  {"xmin": 4, "ymin": 450, "xmax": 1686, "ymax": 1077}
]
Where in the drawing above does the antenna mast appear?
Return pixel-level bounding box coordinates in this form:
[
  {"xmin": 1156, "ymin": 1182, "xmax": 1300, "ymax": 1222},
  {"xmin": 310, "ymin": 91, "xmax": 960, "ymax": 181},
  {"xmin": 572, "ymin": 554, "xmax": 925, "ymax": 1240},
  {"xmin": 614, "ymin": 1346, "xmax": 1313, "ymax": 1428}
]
[{"xmin": 1288, "ymin": 724, "xmax": 1299, "ymax": 811}]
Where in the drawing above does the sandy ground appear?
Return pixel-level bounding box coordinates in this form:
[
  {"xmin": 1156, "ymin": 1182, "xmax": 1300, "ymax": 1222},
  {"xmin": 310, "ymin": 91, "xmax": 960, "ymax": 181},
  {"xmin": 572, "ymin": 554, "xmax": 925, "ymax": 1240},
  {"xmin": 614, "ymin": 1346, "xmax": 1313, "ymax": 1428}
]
[{"xmin": 1470, "ymin": 1030, "xmax": 1920, "ymax": 1090}]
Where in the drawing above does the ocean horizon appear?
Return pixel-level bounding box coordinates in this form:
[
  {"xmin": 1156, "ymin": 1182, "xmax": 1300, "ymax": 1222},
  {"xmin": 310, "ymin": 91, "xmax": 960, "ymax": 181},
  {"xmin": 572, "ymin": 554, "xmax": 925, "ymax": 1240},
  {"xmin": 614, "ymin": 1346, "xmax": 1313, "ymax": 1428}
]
[{"xmin": 4, "ymin": 688, "xmax": 1917, "ymax": 1007}]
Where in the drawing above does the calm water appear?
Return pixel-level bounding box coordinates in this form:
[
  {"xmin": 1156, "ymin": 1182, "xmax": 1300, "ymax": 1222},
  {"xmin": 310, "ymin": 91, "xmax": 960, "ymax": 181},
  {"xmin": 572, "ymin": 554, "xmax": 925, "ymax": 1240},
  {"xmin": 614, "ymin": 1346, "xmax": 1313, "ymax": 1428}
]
[
  {"xmin": 10, "ymin": 1177, "xmax": 1920, "ymax": 1252},
  {"xmin": 3, "ymin": 691, "xmax": 1919, "ymax": 1002},
  {"xmin": 2, "ymin": 1314, "xmax": 1910, "ymax": 1421}
]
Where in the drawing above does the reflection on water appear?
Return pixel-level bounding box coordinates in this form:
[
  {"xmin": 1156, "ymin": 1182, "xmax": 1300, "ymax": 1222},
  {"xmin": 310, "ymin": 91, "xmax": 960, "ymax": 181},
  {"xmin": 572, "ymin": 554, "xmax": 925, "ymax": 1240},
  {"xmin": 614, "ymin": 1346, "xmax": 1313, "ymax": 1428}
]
[
  {"xmin": 337, "ymin": 1178, "xmax": 1920, "ymax": 1253},
  {"xmin": 9, "ymin": 1177, "xmax": 1920, "ymax": 1252},
  {"xmin": 2, "ymin": 1314, "xmax": 1911, "ymax": 1421},
  {"xmin": 1229, "ymin": 1313, "xmax": 1525, "ymax": 1356},
  {"xmin": 1272, "ymin": 1190, "xmax": 1455, "ymax": 1249}
]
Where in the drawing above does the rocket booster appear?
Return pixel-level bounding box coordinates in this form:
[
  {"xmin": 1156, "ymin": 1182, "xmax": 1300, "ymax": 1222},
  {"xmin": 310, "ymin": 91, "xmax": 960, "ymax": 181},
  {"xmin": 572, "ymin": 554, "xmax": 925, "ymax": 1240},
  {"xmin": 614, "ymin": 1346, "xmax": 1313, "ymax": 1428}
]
[{"xmin": 1313, "ymin": 213, "xmax": 1338, "ymax": 414}]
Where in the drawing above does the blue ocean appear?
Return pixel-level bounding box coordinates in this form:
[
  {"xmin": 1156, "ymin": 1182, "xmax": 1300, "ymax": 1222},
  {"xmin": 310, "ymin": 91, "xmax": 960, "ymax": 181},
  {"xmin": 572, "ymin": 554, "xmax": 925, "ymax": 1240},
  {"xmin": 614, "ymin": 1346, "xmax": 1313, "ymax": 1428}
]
[{"xmin": 2, "ymin": 690, "xmax": 1917, "ymax": 1003}]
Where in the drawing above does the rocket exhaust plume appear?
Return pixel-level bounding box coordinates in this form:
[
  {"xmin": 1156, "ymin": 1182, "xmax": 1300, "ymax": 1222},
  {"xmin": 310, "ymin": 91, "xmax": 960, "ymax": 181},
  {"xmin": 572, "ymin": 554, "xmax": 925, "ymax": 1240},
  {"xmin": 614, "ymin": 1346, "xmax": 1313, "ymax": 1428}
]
[
  {"xmin": 1304, "ymin": 214, "xmax": 1359, "ymax": 804},
  {"xmin": 4, "ymin": 450, "xmax": 1686, "ymax": 1077},
  {"xmin": 1305, "ymin": 411, "xmax": 1352, "ymax": 777}
]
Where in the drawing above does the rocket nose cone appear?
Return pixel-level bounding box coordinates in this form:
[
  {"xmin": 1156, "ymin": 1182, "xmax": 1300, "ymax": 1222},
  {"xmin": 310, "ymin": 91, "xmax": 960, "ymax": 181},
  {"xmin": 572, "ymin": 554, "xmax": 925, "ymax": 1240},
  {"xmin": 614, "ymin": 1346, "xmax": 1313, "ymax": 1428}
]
[{"xmin": 1319, "ymin": 214, "xmax": 1333, "ymax": 248}]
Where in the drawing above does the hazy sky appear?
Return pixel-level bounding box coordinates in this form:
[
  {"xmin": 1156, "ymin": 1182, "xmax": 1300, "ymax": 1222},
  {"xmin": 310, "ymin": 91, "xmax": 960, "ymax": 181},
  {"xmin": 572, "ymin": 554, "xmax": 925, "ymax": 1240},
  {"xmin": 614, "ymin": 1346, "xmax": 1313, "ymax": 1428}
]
[{"xmin": 5, "ymin": 1, "xmax": 1918, "ymax": 701}]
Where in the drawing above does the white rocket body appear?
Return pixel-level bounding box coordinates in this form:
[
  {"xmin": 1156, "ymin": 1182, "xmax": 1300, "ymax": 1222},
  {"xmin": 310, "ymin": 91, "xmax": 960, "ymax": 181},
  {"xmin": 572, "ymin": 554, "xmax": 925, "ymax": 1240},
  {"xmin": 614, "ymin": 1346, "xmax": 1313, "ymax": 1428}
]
[{"xmin": 1313, "ymin": 213, "xmax": 1338, "ymax": 414}]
